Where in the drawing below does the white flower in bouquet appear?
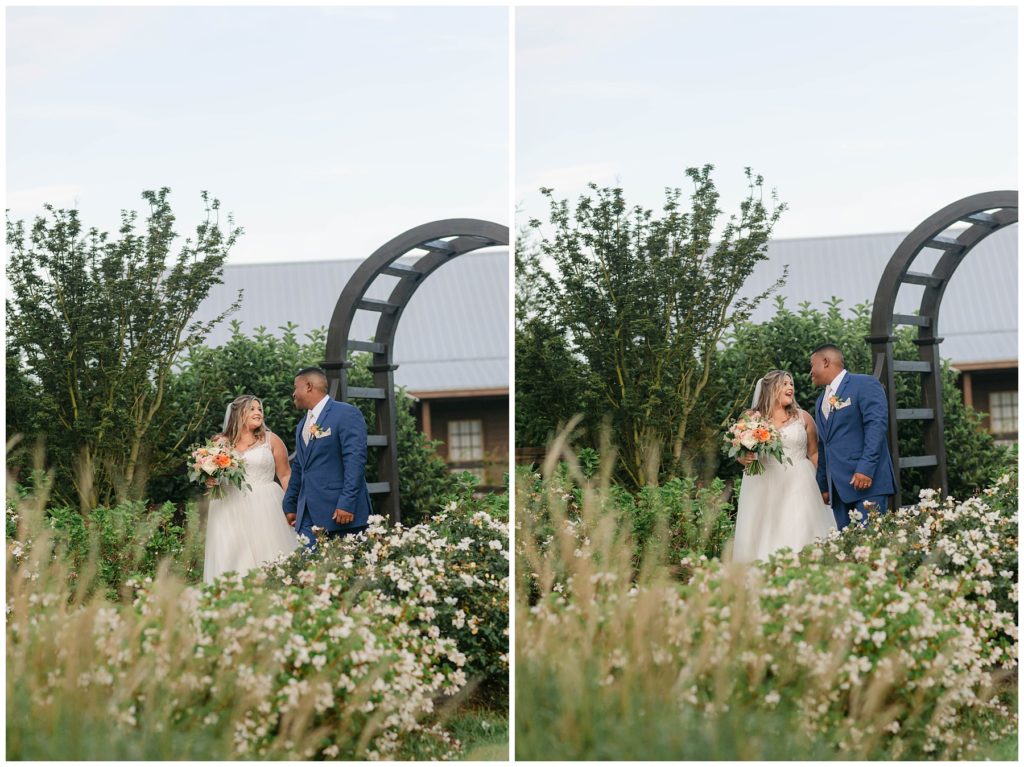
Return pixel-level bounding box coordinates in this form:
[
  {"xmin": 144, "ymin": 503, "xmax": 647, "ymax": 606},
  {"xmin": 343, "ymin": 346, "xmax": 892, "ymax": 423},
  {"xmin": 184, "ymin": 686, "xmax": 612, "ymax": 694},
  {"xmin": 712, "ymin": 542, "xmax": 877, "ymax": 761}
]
[
  {"xmin": 186, "ymin": 440, "xmax": 250, "ymax": 499},
  {"xmin": 723, "ymin": 410, "xmax": 792, "ymax": 476}
]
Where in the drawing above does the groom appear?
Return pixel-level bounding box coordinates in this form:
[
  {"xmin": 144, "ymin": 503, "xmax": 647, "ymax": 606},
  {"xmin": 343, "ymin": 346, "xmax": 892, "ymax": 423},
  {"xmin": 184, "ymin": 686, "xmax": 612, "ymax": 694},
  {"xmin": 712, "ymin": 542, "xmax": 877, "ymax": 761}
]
[
  {"xmin": 810, "ymin": 344, "xmax": 897, "ymax": 530},
  {"xmin": 283, "ymin": 366, "xmax": 372, "ymax": 548}
]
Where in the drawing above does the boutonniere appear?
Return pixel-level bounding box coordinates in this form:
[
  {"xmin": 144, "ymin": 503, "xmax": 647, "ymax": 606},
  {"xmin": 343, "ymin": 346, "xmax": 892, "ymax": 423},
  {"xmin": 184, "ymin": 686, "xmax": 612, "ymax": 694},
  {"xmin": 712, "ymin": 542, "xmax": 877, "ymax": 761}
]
[
  {"xmin": 309, "ymin": 424, "xmax": 332, "ymax": 439},
  {"xmin": 829, "ymin": 395, "xmax": 853, "ymax": 411}
]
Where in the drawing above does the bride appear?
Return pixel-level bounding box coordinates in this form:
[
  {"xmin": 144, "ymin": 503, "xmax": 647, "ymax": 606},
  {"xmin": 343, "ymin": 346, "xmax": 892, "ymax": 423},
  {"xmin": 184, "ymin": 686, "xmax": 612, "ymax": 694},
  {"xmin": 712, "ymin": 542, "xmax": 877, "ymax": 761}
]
[
  {"xmin": 203, "ymin": 394, "xmax": 300, "ymax": 583},
  {"xmin": 731, "ymin": 370, "xmax": 837, "ymax": 564}
]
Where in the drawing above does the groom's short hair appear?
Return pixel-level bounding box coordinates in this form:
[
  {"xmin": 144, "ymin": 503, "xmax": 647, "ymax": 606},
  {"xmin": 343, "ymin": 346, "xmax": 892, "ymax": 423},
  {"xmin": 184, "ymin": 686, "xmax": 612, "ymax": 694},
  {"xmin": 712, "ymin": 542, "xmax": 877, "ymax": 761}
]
[
  {"xmin": 812, "ymin": 343, "xmax": 845, "ymax": 366},
  {"xmin": 297, "ymin": 366, "xmax": 329, "ymax": 392}
]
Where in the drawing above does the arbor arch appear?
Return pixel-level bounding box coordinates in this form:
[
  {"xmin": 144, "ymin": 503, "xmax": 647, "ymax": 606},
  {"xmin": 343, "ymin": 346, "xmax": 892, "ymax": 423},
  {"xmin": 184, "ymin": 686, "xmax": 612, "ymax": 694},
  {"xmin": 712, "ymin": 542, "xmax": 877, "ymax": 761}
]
[
  {"xmin": 322, "ymin": 218, "xmax": 509, "ymax": 524},
  {"xmin": 868, "ymin": 191, "xmax": 1017, "ymax": 503}
]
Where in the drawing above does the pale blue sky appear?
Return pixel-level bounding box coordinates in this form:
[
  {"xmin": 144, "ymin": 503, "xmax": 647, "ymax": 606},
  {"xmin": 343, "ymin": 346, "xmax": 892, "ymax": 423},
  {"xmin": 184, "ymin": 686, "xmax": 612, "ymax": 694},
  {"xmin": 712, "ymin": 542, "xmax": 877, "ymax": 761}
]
[
  {"xmin": 517, "ymin": 5, "xmax": 1017, "ymax": 239},
  {"xmin": 7, "ymin": 6, "xmax": 508, "ymax": 264}
]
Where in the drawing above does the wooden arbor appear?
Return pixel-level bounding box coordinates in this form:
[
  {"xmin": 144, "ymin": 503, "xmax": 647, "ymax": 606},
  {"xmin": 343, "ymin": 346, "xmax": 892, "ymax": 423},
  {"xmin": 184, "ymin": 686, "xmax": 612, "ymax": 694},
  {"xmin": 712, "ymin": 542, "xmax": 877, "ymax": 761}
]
[
  {"xmin": 868, "ymin": 191, "xmax": 1017, "ymax": 504},
  {"xmin": 322, "ymin": 219, "xmax": 509, "ymax": 525}
]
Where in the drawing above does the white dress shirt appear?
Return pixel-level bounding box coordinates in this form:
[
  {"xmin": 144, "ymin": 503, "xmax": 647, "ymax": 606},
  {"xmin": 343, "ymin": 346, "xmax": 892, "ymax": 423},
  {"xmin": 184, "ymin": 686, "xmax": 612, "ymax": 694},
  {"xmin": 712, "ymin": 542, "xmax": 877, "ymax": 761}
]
[
  {"xmin": 303, "ymin": 394, "xmax": 331, "ymax": 443},
  {"xmin": 822, "ymin": 369, "xmax": 847, "ymax": 419}
]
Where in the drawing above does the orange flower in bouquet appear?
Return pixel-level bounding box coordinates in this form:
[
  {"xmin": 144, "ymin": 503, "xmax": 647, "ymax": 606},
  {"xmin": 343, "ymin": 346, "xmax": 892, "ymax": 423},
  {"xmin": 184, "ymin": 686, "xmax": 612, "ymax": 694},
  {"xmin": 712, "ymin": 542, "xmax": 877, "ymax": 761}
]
[
  {"xmin": 723, "ymin": 411, "xmax": 792, "ymax": 476},
  {"xmin": 187, "ymin": 440, "xmax": 250, "ymax": 499}
]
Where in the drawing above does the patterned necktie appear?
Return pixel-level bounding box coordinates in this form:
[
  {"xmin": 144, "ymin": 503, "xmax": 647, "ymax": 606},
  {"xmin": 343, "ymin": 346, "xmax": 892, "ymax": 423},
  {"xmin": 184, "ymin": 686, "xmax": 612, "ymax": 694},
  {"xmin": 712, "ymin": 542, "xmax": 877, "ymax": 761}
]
[
  {"xmin": 303, "ymin": 410, "xmax": 315, "ymax": 444},
  {"xmin": 823, "ymin": 386, "xmax": 833, "ymax": 419}
]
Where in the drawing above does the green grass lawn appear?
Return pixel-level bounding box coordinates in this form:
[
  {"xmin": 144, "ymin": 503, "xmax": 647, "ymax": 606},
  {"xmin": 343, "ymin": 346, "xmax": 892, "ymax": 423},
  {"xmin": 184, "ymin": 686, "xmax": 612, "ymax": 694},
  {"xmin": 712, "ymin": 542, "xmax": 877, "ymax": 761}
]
[{"xmin": 449, "ymin": 707, "xmax": 509, "ymax": 761}]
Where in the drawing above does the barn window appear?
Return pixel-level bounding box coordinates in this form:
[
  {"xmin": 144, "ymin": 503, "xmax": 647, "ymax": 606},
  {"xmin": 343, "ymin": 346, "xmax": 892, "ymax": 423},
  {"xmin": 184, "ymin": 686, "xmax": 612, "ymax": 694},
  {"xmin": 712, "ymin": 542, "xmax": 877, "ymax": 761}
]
[{"xmin": 989, "ymin": 390, "xmax": 1018, "ymax": 437}]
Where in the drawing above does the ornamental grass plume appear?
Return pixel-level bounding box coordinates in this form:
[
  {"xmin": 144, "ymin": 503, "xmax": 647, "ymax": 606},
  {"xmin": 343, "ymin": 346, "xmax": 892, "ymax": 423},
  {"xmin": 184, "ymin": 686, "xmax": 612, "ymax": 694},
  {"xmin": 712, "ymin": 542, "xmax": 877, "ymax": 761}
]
[
  {"xmin": 515, "ymin": 424, "xmax": 1017, "ymax": 761},
  {"xmin": 7, "ymin": 447, "xmax": 498, "ymax": 760},
  {"xmin": 7, "ymin": 484, "xmax": 390, "ymax": 759}
]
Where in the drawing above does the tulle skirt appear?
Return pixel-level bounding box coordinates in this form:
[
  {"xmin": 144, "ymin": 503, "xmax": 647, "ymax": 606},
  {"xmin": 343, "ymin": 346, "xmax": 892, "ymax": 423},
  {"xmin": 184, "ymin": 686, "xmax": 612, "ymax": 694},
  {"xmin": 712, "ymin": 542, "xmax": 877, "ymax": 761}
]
[
  {"xmin": 203, "ymin": 480, "xmax": 300, "ymax": 584},
  {"xmin": 731, "ymin": 456, "xmax": 838, "ymax": 564}
]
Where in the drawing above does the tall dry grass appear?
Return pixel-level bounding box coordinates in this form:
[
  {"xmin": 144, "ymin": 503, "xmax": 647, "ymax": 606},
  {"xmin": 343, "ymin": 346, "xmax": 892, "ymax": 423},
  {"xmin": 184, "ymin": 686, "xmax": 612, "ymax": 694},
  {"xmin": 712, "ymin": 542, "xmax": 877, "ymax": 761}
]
[
  {"xmin": 6, "ymin": 451, "xmax": 481, "ymax": 760},
  {"xmin": 7, "ymin": 466, "xmax": 372, "ymax": 759},
  {"xmin": 515, "ymin": 425, "xmax": 1016, "ymax": 760}
]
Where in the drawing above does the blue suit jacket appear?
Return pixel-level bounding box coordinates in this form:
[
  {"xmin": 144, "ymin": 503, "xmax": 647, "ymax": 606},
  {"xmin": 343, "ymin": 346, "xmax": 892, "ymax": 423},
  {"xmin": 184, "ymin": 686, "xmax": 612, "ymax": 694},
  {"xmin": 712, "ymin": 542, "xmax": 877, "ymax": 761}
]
[
  {"xmin": 282, "ymin": 398, "xmax": 372, "ymax": 532},
  {"xmin": 815, "ymin": 372, "xmax": 897, "ymax": 504}
]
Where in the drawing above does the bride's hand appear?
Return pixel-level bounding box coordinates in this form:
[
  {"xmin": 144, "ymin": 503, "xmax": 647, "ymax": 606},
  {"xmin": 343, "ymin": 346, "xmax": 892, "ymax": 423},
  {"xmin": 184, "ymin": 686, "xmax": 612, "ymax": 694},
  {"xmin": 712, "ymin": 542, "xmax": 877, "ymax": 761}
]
[
  {"xmin": 205, "ymin": 477, "xmax": 218, "ymax": 488},
  {"xmin": 737, "ymin": 452, "xmax": 756, "ymax": 468}
]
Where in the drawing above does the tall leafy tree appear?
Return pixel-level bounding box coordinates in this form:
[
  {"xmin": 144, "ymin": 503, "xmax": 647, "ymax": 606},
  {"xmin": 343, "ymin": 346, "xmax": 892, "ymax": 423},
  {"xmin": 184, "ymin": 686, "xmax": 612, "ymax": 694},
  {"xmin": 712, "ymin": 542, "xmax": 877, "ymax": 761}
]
[
  {"xmin": 515, "ymin": 228, "xmax": 585, "ymax": 450},
  {"xmin": 528, "ymin": 165, "xmax": 786, "ymax": 486},
  {"xmin": 6, "ymin": 188, "xmax": 241, "ymax": 509}
]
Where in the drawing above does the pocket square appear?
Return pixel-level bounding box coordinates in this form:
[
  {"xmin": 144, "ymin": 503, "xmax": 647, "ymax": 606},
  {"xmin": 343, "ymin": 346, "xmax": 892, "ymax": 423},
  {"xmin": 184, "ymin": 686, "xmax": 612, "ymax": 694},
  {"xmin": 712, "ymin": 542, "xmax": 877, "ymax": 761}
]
[{"xmin": 833, "ymin": 397, "xmax": 852, "ymax": 410}]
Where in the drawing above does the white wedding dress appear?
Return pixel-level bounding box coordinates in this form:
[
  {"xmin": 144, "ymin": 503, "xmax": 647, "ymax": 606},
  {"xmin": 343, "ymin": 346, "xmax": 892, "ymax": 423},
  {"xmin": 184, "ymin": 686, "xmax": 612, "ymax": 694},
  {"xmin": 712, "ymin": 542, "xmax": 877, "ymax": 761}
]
[
  {"xmin": 731, "ymin": 414, "xmax": 838, "ymax": 564},
  {"xmin": 203, "ymin": 439, "xmax": 300, "ymax": 584}
]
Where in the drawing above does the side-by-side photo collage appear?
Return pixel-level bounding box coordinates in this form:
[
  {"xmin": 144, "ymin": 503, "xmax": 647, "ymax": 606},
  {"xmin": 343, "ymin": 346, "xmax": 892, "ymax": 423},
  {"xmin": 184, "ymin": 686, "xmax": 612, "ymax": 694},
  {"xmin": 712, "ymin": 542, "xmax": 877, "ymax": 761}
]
[{"xmin": 6, "ymin": 3, "xmax": 1018, "ymax": 763}]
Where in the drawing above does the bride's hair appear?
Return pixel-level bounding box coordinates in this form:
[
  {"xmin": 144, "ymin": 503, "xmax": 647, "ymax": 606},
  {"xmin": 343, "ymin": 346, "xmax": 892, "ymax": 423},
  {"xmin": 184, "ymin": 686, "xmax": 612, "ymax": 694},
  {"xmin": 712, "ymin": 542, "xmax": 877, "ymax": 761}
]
[
  {"xmin": 750, "ymin": 369, "xmax": 800, "ymax": 420},
  {"xmin": 220, "ymin": 394, "xmax": 267, "ymax": 446}
]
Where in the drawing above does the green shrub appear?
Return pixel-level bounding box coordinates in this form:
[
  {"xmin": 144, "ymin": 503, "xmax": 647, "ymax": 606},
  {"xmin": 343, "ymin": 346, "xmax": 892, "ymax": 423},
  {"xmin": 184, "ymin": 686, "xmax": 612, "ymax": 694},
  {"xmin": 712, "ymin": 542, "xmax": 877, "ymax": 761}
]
[
  {"xmin": 515, "ymin": 462, "xmax": 736, "ymax": 593},
  {"xmin": 265, "ymin": 493, "xmax": 510, "ymax": 704},
  {"xmin": 8, "ymin": 493, "xmax": 203, "ymax": 599},
  {"xmin": 514, "ymin": 316, "xmax": 586, "ymax": 450}
]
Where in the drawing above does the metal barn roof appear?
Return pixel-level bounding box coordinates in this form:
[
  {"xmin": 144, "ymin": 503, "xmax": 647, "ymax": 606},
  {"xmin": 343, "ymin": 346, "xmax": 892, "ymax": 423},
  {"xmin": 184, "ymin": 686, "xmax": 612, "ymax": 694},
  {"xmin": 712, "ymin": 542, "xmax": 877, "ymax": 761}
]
[
  {"xmin": 741, "ymin": 227, "xmax": 1018, "ymax": 366},
  {"xmin": 192, "ymin": 249, "xmax": 509, "ymax": 394}
]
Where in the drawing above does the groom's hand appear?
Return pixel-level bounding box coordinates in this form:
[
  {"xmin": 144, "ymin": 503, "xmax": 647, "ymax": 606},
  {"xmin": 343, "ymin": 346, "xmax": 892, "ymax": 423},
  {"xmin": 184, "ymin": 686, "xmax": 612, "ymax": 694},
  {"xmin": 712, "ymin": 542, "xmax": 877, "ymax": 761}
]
[
  {"xmin": 850, "ymin": 472, "xmax": 873, "ymax": 491},
  {"xmin": 822, "ymin": 491, "xmax": 830, "ymax": 504},
  {"xmin": 333, "ymin": 508, "xmax": 354, "ymax": 525},
  {"xmin": 285, "ymin": 513, "xmax": 296, "ymax": 527}
]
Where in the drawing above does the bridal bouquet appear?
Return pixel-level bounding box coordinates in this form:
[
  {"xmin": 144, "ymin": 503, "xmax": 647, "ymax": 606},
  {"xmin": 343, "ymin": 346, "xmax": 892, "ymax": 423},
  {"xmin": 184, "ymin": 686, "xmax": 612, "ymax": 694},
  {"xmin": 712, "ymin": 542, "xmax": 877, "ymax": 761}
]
[
  {"xmin": 723, "ymin": 411, "xmax": 790, "ymax": 476},
  {"xmin": 187, "ymin": 440, "xmax": 250, "ymax": 499}
]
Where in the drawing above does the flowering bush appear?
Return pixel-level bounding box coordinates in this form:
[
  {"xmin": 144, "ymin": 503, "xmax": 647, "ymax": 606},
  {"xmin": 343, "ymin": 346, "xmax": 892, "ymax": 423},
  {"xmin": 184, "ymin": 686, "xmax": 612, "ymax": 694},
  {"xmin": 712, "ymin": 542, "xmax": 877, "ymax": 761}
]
[
  {"xmin": 8, "ymin": 486, "xmax": 508, "ymax": 760},
  {"xmin": 267, "ymin": 499, "xmax": 510, "ymax": 703},
  {"xmin": 818, "ymin": 470, "xmax": 1018, "ymax": 668},
  {"xmin": 516, "ymin": 452, "xmax": 1018, "ymax": 760},
  {"xmin": 179, "ymin": 569, "xmax": 467, "ymax": 758}
]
